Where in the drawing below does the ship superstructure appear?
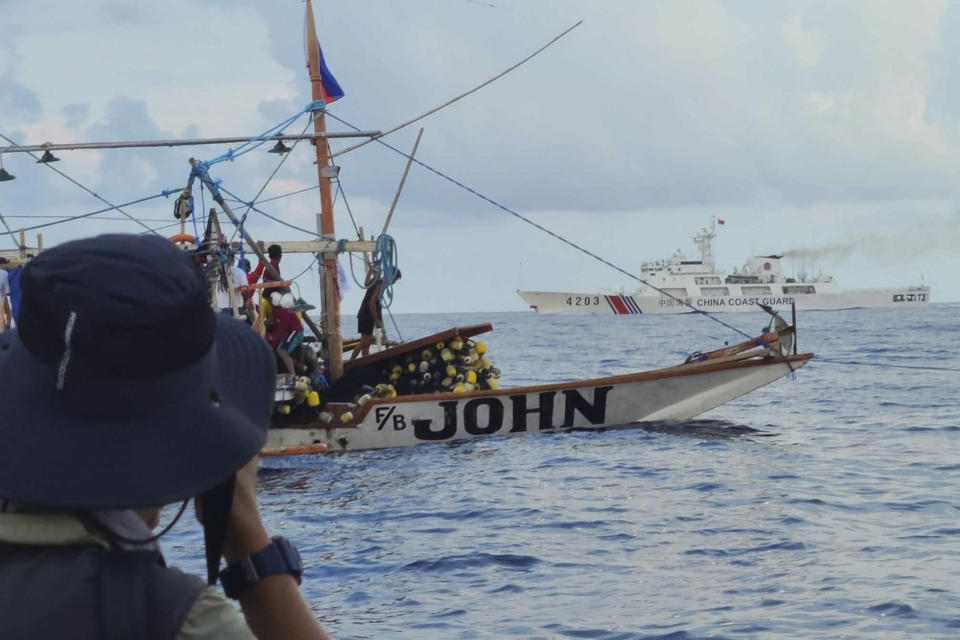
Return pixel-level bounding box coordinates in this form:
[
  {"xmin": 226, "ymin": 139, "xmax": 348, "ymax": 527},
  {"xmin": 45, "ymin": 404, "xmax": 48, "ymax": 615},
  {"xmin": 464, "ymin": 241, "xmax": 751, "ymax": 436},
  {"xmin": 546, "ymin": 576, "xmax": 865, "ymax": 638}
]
[{"xmin": 518, "ymin": 218, "xmax": 930, "ymax": 314}]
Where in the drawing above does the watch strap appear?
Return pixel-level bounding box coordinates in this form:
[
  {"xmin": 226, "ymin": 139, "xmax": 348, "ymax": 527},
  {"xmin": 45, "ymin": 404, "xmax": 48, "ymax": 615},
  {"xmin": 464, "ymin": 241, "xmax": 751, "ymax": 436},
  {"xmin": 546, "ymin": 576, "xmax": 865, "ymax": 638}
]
[{"xmin": 219, "ymin": 536, "xmax": 303, "ymax": 599}]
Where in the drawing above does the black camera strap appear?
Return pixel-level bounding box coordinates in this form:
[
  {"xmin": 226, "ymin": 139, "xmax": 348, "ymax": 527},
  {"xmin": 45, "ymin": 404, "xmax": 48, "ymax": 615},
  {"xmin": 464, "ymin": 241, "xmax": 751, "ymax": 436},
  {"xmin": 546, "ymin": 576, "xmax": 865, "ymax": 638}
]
[{"xmin": 199, "ymin": 476, "xmax": 236, "ymax": 585}]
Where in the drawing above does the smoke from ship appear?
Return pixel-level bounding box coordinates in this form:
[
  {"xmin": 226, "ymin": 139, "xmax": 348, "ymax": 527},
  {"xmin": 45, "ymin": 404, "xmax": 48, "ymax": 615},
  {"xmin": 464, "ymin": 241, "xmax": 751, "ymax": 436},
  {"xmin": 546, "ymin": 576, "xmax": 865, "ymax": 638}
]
[{"xmin": 780, "ymin": 229, "xmax": 952, "ymax": 263}]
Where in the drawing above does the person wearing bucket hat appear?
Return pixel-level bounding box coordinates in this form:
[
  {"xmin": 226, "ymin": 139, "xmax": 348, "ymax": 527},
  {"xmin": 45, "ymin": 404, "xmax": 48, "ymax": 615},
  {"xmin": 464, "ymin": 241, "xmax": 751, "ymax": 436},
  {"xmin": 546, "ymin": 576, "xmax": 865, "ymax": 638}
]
[{"xmin": 0, "ymin": 235, "xmax": 329, "ymax": 639}]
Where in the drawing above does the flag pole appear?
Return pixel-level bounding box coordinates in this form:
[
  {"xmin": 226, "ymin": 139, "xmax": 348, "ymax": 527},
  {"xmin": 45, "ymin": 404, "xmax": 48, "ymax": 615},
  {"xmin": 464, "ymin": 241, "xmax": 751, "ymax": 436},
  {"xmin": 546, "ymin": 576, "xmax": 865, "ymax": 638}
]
[{"xmin": 305, "ymin": 0, "xmax": 343, "ymax": 381}]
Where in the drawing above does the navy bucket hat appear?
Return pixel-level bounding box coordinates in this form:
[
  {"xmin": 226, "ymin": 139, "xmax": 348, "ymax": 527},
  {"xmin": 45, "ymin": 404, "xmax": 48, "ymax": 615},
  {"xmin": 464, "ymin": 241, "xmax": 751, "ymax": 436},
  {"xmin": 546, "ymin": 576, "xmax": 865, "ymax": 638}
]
[{"xmin": 0, "ymin": 234, "xmax": 276, "ymax": 509}]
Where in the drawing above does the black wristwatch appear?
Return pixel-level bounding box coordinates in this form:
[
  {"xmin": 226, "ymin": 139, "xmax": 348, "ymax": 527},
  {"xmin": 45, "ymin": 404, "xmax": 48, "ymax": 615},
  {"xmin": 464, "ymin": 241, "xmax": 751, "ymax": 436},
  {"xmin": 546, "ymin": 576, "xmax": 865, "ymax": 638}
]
[{"xmin": 219, "ymin": 536, "xmax": 304, "ymax": 599}]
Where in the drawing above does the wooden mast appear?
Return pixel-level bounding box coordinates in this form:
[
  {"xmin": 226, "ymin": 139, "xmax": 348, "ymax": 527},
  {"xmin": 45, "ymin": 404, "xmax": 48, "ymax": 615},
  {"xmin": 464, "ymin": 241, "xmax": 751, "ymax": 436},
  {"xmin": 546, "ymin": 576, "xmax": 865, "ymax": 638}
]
[{"xmin": 304, "ymin": 0, "xmax": 343, "ymax": 381}]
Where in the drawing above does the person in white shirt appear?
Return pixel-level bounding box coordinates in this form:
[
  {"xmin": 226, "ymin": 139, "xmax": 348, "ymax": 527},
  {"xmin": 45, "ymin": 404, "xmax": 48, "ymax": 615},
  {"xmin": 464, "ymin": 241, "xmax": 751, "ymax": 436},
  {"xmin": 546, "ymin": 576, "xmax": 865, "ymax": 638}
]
[{"xmin": 214, "ymin": 256, "xmax": 251, "ymax": 321}]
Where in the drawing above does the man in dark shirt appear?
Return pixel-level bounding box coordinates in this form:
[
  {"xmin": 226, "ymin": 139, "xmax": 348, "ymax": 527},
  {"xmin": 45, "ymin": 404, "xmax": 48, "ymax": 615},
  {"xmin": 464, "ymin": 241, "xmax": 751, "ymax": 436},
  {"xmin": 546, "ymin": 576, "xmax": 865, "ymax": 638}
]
[{"xmin": 350, "ymin": 270, "xmax": 400, "ymax": 359}]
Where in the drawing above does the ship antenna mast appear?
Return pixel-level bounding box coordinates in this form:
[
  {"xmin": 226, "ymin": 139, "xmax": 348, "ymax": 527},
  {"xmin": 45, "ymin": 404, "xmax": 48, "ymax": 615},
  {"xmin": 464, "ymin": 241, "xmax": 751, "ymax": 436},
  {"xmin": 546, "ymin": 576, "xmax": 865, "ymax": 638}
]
[{"xmin": 693, "ymin": 217, "xmax": 717, "ymax": 271}]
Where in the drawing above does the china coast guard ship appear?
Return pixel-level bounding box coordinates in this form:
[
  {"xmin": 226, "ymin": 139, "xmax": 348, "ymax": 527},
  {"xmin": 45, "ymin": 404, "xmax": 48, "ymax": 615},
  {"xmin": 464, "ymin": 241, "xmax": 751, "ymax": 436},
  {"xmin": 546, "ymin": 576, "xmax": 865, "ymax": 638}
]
[{"xmin": 517, "ymin": 218, "xmax": 931, "ymax": 315}]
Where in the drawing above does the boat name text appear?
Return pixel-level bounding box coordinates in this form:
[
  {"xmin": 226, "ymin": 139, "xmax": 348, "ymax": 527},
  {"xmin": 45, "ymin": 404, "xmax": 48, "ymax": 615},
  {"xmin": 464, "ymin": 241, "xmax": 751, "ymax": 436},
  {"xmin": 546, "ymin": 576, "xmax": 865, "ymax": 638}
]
[{"xmin": 374, "ymin": 386, "xmax": 613, "ymax": 442}]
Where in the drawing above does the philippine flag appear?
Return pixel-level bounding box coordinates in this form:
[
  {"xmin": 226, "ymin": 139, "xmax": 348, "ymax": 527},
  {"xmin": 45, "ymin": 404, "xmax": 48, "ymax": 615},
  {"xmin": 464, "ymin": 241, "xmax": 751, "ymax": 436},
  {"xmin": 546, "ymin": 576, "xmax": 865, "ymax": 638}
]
[{"xmin": 316, "ymin": 42, "xmax": 344, "ymax": 104}]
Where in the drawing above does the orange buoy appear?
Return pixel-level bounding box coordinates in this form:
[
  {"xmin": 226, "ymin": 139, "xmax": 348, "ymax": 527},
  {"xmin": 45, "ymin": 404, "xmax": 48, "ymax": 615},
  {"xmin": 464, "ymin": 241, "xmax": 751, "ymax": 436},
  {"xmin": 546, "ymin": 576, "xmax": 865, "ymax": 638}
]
[{"xmin": 169, "ymin": 233, "xmax": 195, "ymax": 244}]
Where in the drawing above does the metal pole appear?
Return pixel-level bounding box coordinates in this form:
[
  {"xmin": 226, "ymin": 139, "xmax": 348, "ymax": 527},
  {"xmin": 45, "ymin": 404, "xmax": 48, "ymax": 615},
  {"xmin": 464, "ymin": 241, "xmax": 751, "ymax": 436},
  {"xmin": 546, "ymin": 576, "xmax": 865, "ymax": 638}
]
[{"xmin": 0, "ymin": 132, "xmax": 381, "ymax": 154}]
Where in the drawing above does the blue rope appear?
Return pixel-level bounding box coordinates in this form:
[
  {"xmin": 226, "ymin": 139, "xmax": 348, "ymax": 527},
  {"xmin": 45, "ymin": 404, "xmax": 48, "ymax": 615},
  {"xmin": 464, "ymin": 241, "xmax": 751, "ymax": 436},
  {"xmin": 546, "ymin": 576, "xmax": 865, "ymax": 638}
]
[
  {"xmin": 201, "ymin": 101, "xmax": 322, "ymax": 168},
  {"xmin": 373, "ymin": 234, "xmax": 399, "ymax": 309},
  {"xmin": 17, "ymin": 190, "xmax": 182, "ymax": 232}
]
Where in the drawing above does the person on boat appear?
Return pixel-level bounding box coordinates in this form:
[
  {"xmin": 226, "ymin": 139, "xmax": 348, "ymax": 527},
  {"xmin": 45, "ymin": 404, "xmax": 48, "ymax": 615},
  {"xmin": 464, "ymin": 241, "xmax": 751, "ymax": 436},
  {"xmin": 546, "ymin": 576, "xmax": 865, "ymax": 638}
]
[
  {"xmin": 248, "ymin": 244, "xmax": 284, "ymax": 327},
  {"xmin": 237, "ymin": 257, "xmax": 257, "ymax": 307},
  {"xmin": 0, "ymin": 268, "xmax": 10, "ymax": 331},
  {"xmin": 215, "ymin": 253, "xmax": 251, "ymax": 322},
  {"xmin": 267, "ymin": 291, "xmax": 306, "ymax": 376},
  {"xmin": 350, "ymin": 270, "xmax": 401, "ymax": 360},
  {"xmin": 249, "ymin": 243, "xmax": 283, "ymax": 285},
  {"xmin": 0, "ymin": 234, "xmax": 330, "ymax": 640}
]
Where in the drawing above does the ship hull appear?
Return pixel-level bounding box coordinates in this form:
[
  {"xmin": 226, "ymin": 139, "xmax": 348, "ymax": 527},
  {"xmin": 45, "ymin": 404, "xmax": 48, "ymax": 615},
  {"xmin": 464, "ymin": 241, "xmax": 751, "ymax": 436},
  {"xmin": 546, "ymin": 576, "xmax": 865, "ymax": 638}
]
[
  {"xmin": 264, "ymin": 351, "xmax": 810, "ymax": 454},
  {"xmin": 517, "ymin": 287, "xmax": 931, "ymax": 314}
]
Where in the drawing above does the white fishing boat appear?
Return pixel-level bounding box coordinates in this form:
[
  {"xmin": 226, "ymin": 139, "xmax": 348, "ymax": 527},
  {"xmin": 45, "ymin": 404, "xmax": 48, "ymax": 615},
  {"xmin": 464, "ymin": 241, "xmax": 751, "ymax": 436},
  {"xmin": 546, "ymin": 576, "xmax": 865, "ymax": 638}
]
[
  {"xmin": 0, "ymin": 5, "xmax": 813, "ymax": 456},
  {"xmin": 518, "ymin": 218, "xmax": 931, "ymax": 315},
  {"xmin": 265, "ymin": 316, "xmax": 810, "ymax": 454}
]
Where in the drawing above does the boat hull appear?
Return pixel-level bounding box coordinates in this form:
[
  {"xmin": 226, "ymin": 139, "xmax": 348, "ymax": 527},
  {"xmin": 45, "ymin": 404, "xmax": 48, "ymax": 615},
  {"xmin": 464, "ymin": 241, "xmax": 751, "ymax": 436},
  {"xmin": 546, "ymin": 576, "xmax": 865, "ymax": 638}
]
[
  {"xmin": 264, "ymin": 353, "xmax": 810, "ymax": 453},
  {"xmin": 517, "ymin": 287, "xmax": 931, "ymax": 314}
]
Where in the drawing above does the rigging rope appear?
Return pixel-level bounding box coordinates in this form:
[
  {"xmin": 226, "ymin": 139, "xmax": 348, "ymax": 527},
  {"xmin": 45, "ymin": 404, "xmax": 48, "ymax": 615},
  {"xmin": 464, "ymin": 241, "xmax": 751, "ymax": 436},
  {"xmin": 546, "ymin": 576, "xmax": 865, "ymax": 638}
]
[
  {"xmin": 203, "ymin": 105, "xmax": 318, "ymax": 168},
  {"xmin": 221, "ymin": 190, "xmax": 318, "ymax": 236},
  {"xmin": 0, "ymin": 208, "xmax": 19, "ymax": 249},
  {"xmin": 15, "ymin": 190, "xmax": 182, "ymax": 233},
  {"xmin": 328, "ymin": 21, "xmax": 583, "ymax": 161},
  {"xmin": 813, "ymin": 358, "xmax": 960, "ymax": 373},
  {"xmin": 231, "ymin": 119, "xmax": 314, "ymax": 243},
  {"xmin": 0, "ymin": 132, "xmax": 160, "ymax": 235},
  {"xmin": 326, "ymin": 112, "xmax": 765, "ymax": 345}
]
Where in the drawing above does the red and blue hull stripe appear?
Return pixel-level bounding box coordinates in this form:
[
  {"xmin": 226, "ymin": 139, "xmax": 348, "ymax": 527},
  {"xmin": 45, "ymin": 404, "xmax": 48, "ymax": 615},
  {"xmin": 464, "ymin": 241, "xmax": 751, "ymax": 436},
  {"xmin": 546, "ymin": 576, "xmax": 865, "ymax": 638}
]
[{"xmin": 604, "ymin": 295, "xmax": 642, "ymax": 314}]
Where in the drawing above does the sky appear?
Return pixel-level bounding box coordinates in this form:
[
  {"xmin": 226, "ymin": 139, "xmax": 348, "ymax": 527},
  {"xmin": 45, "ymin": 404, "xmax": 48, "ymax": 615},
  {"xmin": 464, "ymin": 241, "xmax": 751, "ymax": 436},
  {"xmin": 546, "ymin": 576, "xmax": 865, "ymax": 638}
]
[{"xmin": 2, "ymin": 0, "xmax": 959, "ymax": 314}]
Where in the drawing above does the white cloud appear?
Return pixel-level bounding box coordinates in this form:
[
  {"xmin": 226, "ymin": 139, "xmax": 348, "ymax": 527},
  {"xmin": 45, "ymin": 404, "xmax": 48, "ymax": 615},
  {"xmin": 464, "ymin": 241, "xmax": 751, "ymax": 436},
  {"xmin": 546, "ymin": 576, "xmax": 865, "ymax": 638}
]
[{"xmin": 2, "ymin": 0, "xmax": 960, "ymax": 309}]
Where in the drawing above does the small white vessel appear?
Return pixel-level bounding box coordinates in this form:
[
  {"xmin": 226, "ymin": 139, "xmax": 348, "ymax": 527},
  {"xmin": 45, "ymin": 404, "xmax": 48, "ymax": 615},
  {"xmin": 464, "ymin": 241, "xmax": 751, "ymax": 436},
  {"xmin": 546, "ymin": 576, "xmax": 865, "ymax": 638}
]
[{"xmin": 518, "ymin": 218, "xmax": 931, "ymax": 314}]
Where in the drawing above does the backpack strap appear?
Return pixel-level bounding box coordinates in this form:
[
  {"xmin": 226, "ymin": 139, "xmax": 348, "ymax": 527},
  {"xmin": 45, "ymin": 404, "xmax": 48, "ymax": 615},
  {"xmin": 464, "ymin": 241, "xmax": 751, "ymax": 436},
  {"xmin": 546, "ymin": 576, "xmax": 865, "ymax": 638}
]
[{"xmin": 99, "ymin": 550, "xmax": 161, "ymax": 640}]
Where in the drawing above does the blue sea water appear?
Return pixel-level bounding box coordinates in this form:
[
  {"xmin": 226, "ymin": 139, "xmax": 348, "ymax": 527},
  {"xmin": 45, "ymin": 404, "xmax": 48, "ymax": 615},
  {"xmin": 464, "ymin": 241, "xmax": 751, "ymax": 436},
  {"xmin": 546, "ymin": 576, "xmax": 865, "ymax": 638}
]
[{"xmin": 164, "ymin": 305, "xmax": 960, "ymax": 639}]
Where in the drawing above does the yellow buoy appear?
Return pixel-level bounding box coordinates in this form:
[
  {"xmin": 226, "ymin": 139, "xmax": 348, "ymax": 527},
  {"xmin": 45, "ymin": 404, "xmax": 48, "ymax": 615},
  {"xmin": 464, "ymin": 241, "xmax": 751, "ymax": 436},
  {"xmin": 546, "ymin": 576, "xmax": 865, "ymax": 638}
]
[
  {"xmin": 466, "ymin": 370, "xmax": 477, "ymax": 385},
  {"xmin": 340, "ymin": 411, "xmax": 354, "ymax": 423},
  {"xmin": 307, "ymin": 391, "xmax": 320, "ymax": 407},
  {"xmin": 446, "ymin": 364, "xmax": 457, "ymax": 378},
  {"xmin": 485, "ymin": 376, "xmax": 499, "ymax": 390},
  {"xmin": 476, "ymin": 341, "xmax": 487, "ymax": 355},
  {"xmin": 453, "ymin": 384, "xmax": 466, "ymax": 393},
  {"xmin": 275, "ymin": 404, "xmax": 291, "ymax": 415}
]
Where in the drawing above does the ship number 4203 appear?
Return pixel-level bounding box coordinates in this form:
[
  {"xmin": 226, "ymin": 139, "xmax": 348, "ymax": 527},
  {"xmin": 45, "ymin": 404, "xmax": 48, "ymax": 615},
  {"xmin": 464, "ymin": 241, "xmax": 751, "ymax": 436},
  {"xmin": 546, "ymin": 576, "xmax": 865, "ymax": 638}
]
[{"xmin": 566, "ymin": 296, "xmax": 600, "ymax": 306}]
